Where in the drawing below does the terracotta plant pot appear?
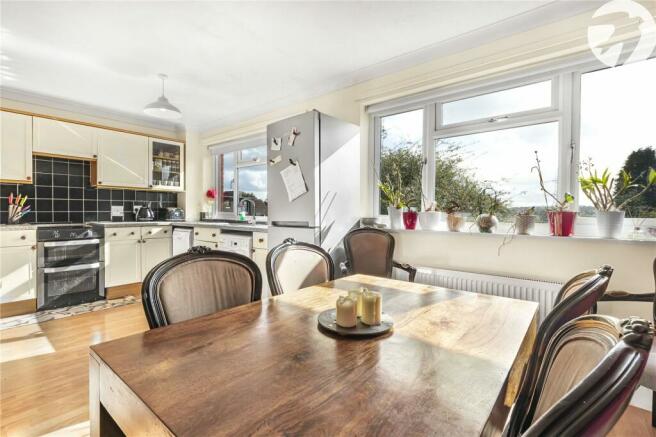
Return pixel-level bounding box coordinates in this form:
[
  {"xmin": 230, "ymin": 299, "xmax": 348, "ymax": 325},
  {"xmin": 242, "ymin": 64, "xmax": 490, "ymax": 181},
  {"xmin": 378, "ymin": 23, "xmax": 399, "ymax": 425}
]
[
  {"xmin": 475, "ymin": 214, "xmax": 498, "ymax": 233},
  {"xmin": 418, "ymin": 211, "xmax": 442, "ymax": 231},
  {"xmin": 403, "ymin": 211, "xmax": 418, "ymax": 230},
  {"xmin": 388, "ymin": 206, "xmax": 404, "ymax": 230},
  {"xmin": 596, "ymin": 210, "xmax": 625, "ymax": 239},
  {"xmin": 515, "ymin": 215, "xmax": 536, "ymax": 235},
  {"xmin": 548, "ymin": 211, "xmax": 576, "ymax": 237},
  {"xmin": 447, "ymin": 213, "xmax": 465, "ymax": 232}
]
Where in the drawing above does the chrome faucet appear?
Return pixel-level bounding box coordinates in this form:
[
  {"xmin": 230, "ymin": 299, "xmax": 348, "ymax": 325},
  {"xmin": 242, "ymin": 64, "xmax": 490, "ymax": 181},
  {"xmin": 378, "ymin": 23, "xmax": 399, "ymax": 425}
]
[{"xmin": 238, "ymin": 198, "xmax": 256, "ymax": 219}]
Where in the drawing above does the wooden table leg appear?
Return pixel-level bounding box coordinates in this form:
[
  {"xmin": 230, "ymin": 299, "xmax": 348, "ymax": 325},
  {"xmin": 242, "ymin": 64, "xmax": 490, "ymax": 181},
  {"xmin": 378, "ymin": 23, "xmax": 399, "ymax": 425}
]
[{"xmin": 89, "ymin": 354, "xmax": 100, "ymax": 437}]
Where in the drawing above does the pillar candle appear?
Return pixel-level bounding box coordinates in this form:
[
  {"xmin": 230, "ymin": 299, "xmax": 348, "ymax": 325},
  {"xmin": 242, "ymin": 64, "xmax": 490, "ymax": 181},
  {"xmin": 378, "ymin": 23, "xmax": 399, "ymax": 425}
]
[
  {"xmin": 348, "ymin": 288, "xmax": 365, "ymax": 317},
  {"xmin": 361, "ymin": 290, "xmax": 382, "ymax": 326},
  {"xmin": 336, "ymin": 296, "xmax": 357, "ymax": 328}
]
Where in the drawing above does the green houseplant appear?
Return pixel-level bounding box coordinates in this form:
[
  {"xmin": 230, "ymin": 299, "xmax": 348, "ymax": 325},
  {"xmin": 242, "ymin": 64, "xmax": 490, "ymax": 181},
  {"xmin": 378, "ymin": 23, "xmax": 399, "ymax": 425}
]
[
  {"xmin": 474, "ymin": 187, "xmax": 504, "ymax": 233},
  {"xmin": 532, "ymin": 151, "xmax": 576, "ymax": 236},
  {"xmin": 378, "ymin": 162, "xmax": 406, "ymax": 230},
  {"xmin": 578, "ymin": 159, "xmax": 655, "ymax": 238}
]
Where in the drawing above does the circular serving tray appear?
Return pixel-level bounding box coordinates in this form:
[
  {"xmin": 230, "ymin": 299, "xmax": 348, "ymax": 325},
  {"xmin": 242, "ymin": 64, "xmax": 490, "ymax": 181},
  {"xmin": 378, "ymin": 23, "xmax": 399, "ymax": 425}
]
[{"xmin": 317, "ymin": 309, "xmax": 394, "ymax": 338}]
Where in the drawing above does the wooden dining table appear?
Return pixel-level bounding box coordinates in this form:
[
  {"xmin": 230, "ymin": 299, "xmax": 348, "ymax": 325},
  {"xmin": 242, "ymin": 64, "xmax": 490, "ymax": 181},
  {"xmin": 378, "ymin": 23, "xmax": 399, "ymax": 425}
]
[{"xmin": 89, "ymin": 274, "xmax": 538, "ymax": 436}]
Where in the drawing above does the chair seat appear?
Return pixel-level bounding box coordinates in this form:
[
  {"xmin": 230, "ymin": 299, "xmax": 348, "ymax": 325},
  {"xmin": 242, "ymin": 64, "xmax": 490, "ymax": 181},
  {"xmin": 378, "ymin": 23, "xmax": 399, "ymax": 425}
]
[{"xmin": 640, "ymin": 339, "xmax": 656, "ymax": 390}]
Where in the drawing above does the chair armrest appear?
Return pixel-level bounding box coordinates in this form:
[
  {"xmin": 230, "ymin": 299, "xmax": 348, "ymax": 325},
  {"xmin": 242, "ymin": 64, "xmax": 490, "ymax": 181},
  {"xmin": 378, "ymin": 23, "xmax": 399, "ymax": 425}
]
[
  {"xmin": 599, "ymin": 291, "xmax": 655, "ymax": 303},
  {"xmin": 339, "ymin": 261, "xmax": 350, "ymax": 276},
  {"xmin": 393, "ymin": 261, "xmax": 417, "ymax": 283}
]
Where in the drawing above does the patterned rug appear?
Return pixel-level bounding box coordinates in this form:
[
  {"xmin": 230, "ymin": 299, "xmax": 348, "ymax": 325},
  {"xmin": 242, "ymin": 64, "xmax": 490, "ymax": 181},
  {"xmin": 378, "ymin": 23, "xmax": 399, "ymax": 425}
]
[{"xmin": 0, "ymin": 296, "xmax": 139, "ymax": 331}]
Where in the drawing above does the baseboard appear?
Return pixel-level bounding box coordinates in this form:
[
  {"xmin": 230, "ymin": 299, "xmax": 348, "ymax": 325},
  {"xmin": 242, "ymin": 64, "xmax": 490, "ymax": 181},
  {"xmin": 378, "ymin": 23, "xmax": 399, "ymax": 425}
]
[
  {"xmin": 106, "ymin": 283, "xmax": 142, "ymax": 300},
  {"xmin": 0, "ymin": 299, "xmax": 37, "ymax": 318}
]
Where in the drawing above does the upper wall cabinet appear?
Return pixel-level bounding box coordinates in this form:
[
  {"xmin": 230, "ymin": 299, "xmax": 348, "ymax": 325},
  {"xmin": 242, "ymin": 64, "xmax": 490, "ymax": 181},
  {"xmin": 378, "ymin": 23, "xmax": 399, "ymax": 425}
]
[
  {"xmin": 0, "ymin": 111, "xmax": 33, "ymax": 183},
  {"xmin": 149, "ymin": 138, "xmax": 184, "ymax": 191},
  {"xmin": 33, "ymin": 118, "xmax": 97, "ymax": 159},
  {"xmin": 95, "ymin": 129, "xmax": 149, "ymax": 188}
]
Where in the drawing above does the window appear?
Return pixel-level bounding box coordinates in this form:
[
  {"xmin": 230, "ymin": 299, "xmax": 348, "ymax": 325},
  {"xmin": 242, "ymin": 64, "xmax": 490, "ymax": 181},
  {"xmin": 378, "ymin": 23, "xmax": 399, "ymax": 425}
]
[
  {"xmin": 441, "ymin": 80, "xmax": 552, "ymax": 126},
  {"xmin": 578, "ymin": 58, "xmax": 656, "ymax": 218},
  {"xmin": 215, "ymin": 144, "xmax": 267, "ymax": 218},
  {"xmin": 370, "ymin": 54, "xmax": 656, "ymax": 236},
  {"xmin": 377, "ymin": 109, "xmax": 424, "ymax": 214},
  {"xmin": 435, "ymin": 123, "xmax": 559, "ymax": 222}
]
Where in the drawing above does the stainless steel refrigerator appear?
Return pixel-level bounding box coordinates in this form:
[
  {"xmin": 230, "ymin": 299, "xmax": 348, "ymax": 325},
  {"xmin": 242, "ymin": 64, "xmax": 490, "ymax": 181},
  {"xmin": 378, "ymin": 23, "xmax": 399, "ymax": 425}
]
[{"xmin": 267, "ymin": 110, "xmax": 360, "ymax": 262}]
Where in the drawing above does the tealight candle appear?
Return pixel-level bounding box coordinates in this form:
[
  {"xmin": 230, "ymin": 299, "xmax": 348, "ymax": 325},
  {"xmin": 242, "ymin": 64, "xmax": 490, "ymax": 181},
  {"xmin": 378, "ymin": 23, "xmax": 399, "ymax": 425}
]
[
  {"xmin": 336, "ymin": 295, "xmax": 357, "ymax": 328},
  {"xmin": 348, "ymin": 288, "xmax": 365, "ymax": 317},
  {"xmin": 361, "ymin": 290, "xmax": 382, "ymax": 326}
]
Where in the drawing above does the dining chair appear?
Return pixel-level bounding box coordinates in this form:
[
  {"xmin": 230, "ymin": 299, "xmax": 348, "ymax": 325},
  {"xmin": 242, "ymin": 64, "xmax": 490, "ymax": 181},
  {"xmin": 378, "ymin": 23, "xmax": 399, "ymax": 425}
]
[
  {"xmin": 507, "ymin": 315, "xmax": 652, "ymax": 436},
  {"xmin": 505, "ymin": 265, "xmax": 614, "ymax": 436},
  {"xmin": 340, "ymin": 227, "xmax": 417, "ymax": 282},
  {"xmin": 597, "ymin": 256, "xmax": 655, "ymax": 426},
  {"xmin": 142, "ymin": 246, "xmax": 262, "ymax": 328},
  {"xmin": 266, "ymin": 237, "xmax": 334, "ymax": 296}
]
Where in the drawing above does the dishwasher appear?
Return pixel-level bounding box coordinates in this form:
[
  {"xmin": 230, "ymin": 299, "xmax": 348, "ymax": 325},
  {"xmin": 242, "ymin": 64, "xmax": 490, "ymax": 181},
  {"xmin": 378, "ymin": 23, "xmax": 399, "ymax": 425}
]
[
  {"xmin": 218, "ymin": 233, "xmax": 253, "ymax": 258},
  {"xmin": 172, "ymin": 228, "xmax": 194, "ymax": 256}
]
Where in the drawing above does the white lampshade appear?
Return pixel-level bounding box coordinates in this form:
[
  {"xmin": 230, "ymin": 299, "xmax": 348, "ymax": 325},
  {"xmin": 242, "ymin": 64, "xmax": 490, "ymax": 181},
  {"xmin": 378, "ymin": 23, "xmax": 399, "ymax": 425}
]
[{"xmin": 143, "ymin": 74, "xmax": 182, "ymax": 120}]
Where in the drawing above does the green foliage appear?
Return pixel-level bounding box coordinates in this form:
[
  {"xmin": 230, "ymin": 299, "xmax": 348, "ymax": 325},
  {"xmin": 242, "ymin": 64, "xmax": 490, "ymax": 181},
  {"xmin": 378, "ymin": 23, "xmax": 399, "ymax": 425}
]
[
  {"xmin": 379, "ymin": 138, "xmax": 508, "ymax": 215},
  {"xmin": 613, "ymin": 147, "xmax": 656, "ymax": 217},
  {"xmin": 532, "ymin": 151, "xmax": 574, "ymax": 211}
]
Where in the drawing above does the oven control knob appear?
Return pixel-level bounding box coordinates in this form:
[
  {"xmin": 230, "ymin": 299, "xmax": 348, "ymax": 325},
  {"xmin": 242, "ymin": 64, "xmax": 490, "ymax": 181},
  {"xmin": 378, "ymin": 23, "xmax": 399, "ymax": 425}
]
[
  {"xmin": 70, "ymin": 232, "xmax": 77, "ymax": 238},
  {"xmin": 53, "ymin": 230, "xmax": 60, "ymax": 239}
]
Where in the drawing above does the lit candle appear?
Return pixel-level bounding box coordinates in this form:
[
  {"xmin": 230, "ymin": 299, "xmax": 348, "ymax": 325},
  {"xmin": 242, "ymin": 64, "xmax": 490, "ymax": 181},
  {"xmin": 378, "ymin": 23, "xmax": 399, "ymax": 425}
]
[
  {"xmin": 361, "ymin": 290, "xmax": 382, "ymax": 326},
  {"xmin": 348, "ymin": 288, "xmax": 365, "ymax": 317},
  {"xmin": 336, "ymin": 295, "xmax": 357, "ymax": 328}
]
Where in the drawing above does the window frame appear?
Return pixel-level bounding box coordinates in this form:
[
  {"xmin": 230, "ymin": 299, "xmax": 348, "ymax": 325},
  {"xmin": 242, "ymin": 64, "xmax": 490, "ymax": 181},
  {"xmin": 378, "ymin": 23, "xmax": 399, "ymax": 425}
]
[
  {"xmin": 369, "ymin": 54, "xmax": 656, "ymax": 226},
  {"xmin": 212, "ymin": 141, "xmax": 267, "ymax": 221}
]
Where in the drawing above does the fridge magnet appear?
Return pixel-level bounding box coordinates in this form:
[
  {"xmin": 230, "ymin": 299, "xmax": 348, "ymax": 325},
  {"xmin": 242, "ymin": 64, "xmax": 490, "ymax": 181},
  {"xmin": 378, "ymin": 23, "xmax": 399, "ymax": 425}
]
[
  {"xmin": 280, "ymin": 162, "xmax": 308, "ymax": 202},
  {"xmin": 288, "ymin": 127, "xmax": 300, "ymax": 146},
  {"xmin": 269, "ymin": 155, "xmax": 282, "ymax": 166},
  {"xmin": 271, "ymin": 137, "xmax": 282, "ymax": 151}
]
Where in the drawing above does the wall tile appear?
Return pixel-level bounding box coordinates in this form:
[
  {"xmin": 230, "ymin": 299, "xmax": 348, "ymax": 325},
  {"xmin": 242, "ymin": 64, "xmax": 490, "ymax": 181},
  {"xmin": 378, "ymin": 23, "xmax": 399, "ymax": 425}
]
[{"xmin": 0, "ymin": 157, "xmax": 178, "ymax": 224}]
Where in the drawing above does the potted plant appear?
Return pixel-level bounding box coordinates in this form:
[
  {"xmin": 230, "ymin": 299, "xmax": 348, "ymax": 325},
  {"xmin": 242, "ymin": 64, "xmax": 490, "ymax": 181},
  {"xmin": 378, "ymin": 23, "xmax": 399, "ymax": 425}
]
[
  {"xmin": 474, "ymin": 187, "xmax": 502, "ymax": 233},
  {"xmin": 445, "ymin": 201, "xmax": 465, "ymax": 232},
  {"xmin": 418, "ymin": 201, "xmax": 442, "ymax": 231},
  {"xmin": 532, "ymin": 151, "xmax": 576, "ymax": 236},
  {"xmin": 378, "ymin": 172, "xmax": 405, "ymax": 230},
  {"xmin": 578, "ymin": 159, "xmax": 655, "ymax": 239},
  {"xmin": 515, "ymin": 207, "xmax": 536, "ymax": 235}
]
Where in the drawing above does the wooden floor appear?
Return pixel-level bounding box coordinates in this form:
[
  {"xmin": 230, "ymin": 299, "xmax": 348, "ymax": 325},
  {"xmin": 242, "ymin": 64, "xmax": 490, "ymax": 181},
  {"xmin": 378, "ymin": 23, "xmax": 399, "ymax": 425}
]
[{"xmin": 0, "ymin": 302, "xmax": 653, "ymax": 436}]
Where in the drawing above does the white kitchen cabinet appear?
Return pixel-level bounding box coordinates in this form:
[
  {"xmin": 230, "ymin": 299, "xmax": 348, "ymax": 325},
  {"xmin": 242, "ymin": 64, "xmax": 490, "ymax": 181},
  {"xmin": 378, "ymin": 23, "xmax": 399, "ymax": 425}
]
[
  {"xmin": 252, "ymin": 247, "xmax": 269, "ymax": 297},
  {"xmin": 140, "ymin": 237, "xmax": 172, "ymax": 279},
  {"xmin": 149, "ymin": 138, "xmax": 184, "ymax": 191},
  {"xmin": 96, "ymin": 129, "xmax": 149, "ymax": 188},
  {"xmin": 104, "ymin": 239, "xmax": 141, "ymax": 288},
  {"xmin": 0, "ymin": 111, "xmax": 33, "ymax": 183},
  {"xmin": 33, "ymin": 117, "xmax": 97, "ymax": 159},
  {"xmin": 0, "ymin": 244, "xmax": 37, "ymax": 304},
  {"xmin": 194, "ymin": 239, "xmax": 219, "ymax": 250}
]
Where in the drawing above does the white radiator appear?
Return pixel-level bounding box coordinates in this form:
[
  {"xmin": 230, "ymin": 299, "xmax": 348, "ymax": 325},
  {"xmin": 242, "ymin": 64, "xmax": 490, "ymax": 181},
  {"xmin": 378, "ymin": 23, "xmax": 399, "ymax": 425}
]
[{"xmin": 394, "ymin": 267, "xmax": 562, "ymax": 323}]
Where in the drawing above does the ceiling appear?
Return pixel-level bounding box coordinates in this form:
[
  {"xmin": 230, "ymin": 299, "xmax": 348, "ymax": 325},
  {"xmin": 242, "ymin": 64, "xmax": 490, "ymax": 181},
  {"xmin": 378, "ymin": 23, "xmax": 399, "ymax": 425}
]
[{"xmin": 0, "ymin": 1, "xmax": 599, "ymax": 131}]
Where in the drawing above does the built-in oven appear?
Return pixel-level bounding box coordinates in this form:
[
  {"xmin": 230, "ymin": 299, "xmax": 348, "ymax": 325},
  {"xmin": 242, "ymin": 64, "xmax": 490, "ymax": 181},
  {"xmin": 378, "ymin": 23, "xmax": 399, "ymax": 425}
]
[{"xmin": 36, "ymin": 225, "xmax": 105, "ymax": 310}]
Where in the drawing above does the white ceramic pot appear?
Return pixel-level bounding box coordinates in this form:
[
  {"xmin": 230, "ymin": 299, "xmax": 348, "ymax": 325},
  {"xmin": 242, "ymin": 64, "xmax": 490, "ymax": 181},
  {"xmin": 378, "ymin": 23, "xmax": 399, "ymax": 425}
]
[
  {"xmin": 418, "ymin": 211, "xmax": 442, "ymax": 231},
  {"xmin": 388, "ymin": 206, "xmax": 404, "ymax": 230},
  {"xmin": 596, "ymin": 210, "xmax": 625, "ymax": 239}
]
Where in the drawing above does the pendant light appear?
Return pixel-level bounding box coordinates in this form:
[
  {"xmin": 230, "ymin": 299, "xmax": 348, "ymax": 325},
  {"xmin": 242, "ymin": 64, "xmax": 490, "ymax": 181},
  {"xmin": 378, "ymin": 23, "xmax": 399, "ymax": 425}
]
[{"xmin": 143, "ymin": 73, "xmax": 182, "ymax": 119}]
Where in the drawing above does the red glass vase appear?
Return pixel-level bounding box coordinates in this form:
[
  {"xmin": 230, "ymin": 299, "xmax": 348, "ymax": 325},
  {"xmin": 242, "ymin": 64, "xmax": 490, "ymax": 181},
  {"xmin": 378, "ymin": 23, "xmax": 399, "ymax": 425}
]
[
  {"xmin": 403, "ymin": 211, "xmax": 418, "ymax": 230},
  {"xmin": 548, "ymin": 211, "xmax": 576, "ymax": 236}
]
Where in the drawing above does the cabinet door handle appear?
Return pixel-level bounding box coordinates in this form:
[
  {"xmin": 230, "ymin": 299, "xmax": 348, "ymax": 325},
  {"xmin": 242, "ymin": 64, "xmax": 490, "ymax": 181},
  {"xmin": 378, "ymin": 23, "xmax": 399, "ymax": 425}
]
[
  {"xmin": 112, "ymin": 232, "xmax": 117, "ymax": 237},
  {"xmin": 194, "ymin": 232, "xmax": 199, "ymax": 236},
  {"xmin": 142, "ymin": 239, "xmax": 147, "ymax": 243},
  {"xmin": 164, "ymin": 230, "xmax": 168, "ymax": 234},
  {"xmin": 31, "ymin": 245, "xmax": 36, "ymax": 250},
  {"xmin": 26, "ymin": 176, "xmax": 31, "ymax": 180},
  {"xmin": 148, "ymin": 230, "xmax": 152, "ymax": 234},
  {"xmin": 20, "ymin": 235, "xmax": 26, "ymax": 240},
  {"xmin": 130, "ymin": 231, "xmax": 135, "ymax": 235},
  {"xmin": 93, "ymin": 154, "xmax": 97, "ymax": 158},
  {"xmin": 258, "ymin": 238, "xmax": 264, "ymax": 243},
  {"xmin": 98, "ymin": 181, "xmax": 103, "ymax": 184},
  {"xmin": 212, "ymin": 233, "xmax": 216, "ymax": 237}
]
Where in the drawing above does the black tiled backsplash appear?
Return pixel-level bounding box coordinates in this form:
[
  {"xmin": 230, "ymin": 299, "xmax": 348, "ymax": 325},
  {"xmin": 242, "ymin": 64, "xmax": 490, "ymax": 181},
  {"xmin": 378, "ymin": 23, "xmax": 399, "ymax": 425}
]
[{"xmin": 1, "ymin": 157, "xmax": 178, "ymax": 224}]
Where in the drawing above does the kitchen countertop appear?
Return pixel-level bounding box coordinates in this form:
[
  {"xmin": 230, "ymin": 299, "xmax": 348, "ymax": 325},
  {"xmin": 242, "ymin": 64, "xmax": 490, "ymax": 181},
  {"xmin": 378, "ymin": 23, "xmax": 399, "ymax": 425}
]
[{"xmin": 0, "ymin": 221, "xmax": 268, "ymax": 233}]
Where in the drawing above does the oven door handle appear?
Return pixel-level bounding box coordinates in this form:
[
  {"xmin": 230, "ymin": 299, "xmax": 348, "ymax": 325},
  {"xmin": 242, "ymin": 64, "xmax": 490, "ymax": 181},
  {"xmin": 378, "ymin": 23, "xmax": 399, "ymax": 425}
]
[
  {"xmin": 42, "ymin": 239, "xmax": 101, "ymax": 247},
  {"xmin": 43, "ymin": 262, "xmax": 101, "ymax": 274}
]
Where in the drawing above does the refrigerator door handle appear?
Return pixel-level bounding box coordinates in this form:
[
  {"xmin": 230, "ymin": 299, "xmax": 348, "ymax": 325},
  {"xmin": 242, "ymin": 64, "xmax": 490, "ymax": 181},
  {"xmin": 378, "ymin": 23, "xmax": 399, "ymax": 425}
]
[{"xmin": 271, "ymin": 221, "xmax": 311, "ymax": 228}]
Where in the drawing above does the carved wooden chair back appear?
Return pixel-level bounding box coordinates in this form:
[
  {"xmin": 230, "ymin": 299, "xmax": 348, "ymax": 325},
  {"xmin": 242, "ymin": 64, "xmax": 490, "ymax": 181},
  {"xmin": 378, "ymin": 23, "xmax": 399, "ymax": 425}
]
[
  {"xmin": 142, "ymin": 246, "xmax": 262, "ymax": 328},
  {"xmin": 518, "ymin": 316, "xmax": 652, "ymax": 436},
  {"xmin": 266, "ymin": 238, "xmax": 334, "ymax": 296},
  {"xmin": 505, "ymin": 265, "xmax": 614, "ymax": 435},
  {"xmin": 342, "ymin": 227, "xmax": 417, "ymax": 282}
]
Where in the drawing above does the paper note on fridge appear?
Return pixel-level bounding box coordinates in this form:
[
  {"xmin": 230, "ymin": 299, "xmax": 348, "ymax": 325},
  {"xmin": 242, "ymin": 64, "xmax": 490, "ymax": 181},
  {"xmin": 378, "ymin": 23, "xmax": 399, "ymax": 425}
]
[
  {"xmin": 280, "ymin": 163, "xmax": 308, "ymax": 202},
  {"xmin": 271, "ymin": 137, "xmax": 282, "ymax": 151}
]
